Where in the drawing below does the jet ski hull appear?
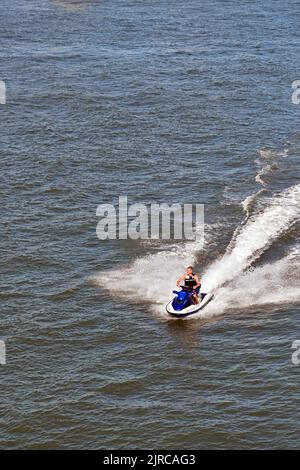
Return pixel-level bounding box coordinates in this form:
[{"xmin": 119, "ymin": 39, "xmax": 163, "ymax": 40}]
[{"xmin": 166, "ymin": 292, "xmax": 214, "ymax": 318}]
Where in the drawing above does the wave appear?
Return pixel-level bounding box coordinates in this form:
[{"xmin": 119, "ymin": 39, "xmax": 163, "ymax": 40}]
[
  {"xmin": 202, "ymin": 183, "xmax": 300, "ymax": 292},
  {"xmin": 202, "ymin": 248, "xmax": 300, "ymax": 318},
  {"xmin": 91, "ymin": 225, "xmax": 209, "ymax": 309},
  {"xmin": 92, "ymin": 147, "xmax": 300, "ymax": 319}
]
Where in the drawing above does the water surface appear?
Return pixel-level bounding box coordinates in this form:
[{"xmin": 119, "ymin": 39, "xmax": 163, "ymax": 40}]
[{"xmin": 1, "ymin": 0, "xmax": 300, "ymax": 449}]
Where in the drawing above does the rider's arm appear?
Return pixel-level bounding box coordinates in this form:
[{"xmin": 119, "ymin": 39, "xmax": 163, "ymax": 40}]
[
  {"xmin": 176, "ymin": 274, "xmax": 185, "ymax": 286},
  {"xmin": 194, "ymin": 275, "xmax": 201, "ymax": 289}
]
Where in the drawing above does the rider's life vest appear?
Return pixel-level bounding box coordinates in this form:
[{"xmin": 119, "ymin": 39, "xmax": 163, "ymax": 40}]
[{"xmin": 184, "ymin": 274, "xmax": 197, "ymax": 288}]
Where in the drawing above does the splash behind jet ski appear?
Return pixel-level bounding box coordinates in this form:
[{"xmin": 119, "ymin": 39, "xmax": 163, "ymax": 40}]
[{"xmin": 166, "ymin": 286, "xmax": 213, "ymax": 318}]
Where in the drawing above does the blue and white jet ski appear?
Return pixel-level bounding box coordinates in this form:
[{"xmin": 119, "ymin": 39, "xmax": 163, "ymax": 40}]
[{"xmin": 166, "ymin": 286, "xmax": 213, "ymax": 318}]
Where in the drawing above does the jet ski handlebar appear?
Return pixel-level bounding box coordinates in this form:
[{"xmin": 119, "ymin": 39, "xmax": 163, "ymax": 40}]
[{"xmin": 175, "ymin": 285, "xmax": 197, "ymax": 293}]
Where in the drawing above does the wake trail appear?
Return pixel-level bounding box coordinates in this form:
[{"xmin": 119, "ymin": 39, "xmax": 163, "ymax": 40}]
[
  {"xmin": 203, "ymin": 248, "xmax": 300, "ymax": 318},
  {"xmin": 202, "ymin": 183, "xmax": 300, "ymax": 292},
  {"xmin": 93, "ymin": 146, "xmax": 300, "ymax": 318}
]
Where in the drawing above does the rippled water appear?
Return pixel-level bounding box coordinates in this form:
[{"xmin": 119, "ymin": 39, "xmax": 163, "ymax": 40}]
[{"xmin": 1, "ymin": 0, "xmax": 300, "ymax": 449}]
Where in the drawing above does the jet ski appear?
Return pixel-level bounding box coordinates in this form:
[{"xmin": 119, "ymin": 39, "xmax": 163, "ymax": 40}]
[{"xmin": 166, "ymin": 286, "xmax": 213, "ymax": 318}]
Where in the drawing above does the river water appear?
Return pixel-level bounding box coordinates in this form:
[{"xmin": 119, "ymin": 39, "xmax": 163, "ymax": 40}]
[{"xmin": 1, "ymin": 0, "xmax": 300, "ymax": 449}]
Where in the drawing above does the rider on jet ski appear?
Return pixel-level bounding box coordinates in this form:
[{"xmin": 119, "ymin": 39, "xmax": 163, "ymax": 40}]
[{"xmin": 176, "ymin": 266, "xmax": 201, "ymax": 305}]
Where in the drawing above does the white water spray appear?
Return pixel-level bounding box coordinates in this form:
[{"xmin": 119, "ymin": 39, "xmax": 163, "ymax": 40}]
[
  {"xmin": 93, "ymin": 148, "xmax": 300, "ymax": 318},
  {"xmin": 202, "ymin": 183, "xmax": 300, "ymax": 292}
]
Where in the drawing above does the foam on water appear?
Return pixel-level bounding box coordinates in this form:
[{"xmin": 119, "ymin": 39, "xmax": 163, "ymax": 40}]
[
  {"xmin": 92, "ymin": 226, "xmax": 207, "ymax": 309},
  {"xmin": 202, "ymin": 248, "xmax": 300, "ymax": 318},
  {"xmin": 93, "ymin": 148, "xmax": 300, "ymax": 319},
  {"xmin": 202, "ymin": 183, "xmax": 300, "ymax": 292}
]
